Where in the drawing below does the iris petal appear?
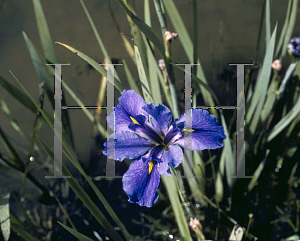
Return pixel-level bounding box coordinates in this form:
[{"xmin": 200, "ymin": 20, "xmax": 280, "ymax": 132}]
[
  {"xmin": 123, "ymin": 158, "xmax": 160, "ymax": 207},
  {"xmin": 175, "ymin": 109, "xmax": 226, "ymax": 151},
  {"xmin": 104, "ymin": 131, "xmax": 155, "ymax": 161},
  {"xmin": 157, "ymin": 145, "xmax": 183, "ymax": 175},
  {"xmin": 107, "ymin": 90, "xmax": 147, "ymax": 132},
  {"xmin": 143, "ymin": 103, "xmax": 172, "ymax": 136}
]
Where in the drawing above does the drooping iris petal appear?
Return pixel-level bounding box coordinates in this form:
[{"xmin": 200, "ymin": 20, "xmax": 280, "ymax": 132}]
[
  {"xmin": 103, "ymin": 131, "xmax": 154, "ymax": 161},
  {"xmin": 107, "ymin": 90, "xmax": 147, "ymax": 132},
  {"xmin": 123, "ymin": 158, "xmax": 160, "ymax": 207},
  {"xmin": 143, "ymin": 103, "xmax": 172, "ymax": 136},
  {"xmin": 175, "ymin": 109, "xmax": 226, "ymax": 151},
  {"xmin": 157, "ymin": 145, "xmax": 183, "ymax": 176}
]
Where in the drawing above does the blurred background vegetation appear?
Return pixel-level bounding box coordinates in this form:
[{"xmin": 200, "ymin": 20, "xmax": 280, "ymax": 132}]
[{"xmin": 0, "ymin": 0, "xmax": 300, "ymax": 240}]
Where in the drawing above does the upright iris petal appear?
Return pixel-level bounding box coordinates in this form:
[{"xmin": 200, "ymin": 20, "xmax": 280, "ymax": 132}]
[
  {"xmin": 107, "ymin": 89, "xmax": 147, "ymax": 132},
  {"xmin": 103, "ymin": 90, "xmax": 226, "ymax": 207}
]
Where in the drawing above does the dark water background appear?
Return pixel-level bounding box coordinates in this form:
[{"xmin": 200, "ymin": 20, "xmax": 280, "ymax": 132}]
[{"xmin": 0, "ymin": 0, "xmax": 297, "ymax": 183}]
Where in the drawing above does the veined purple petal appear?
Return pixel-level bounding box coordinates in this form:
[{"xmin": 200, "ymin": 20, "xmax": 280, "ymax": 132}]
[
  {"xmin": 103, "ymin": 131, "xmax": 154, "ymax": 161},
  {"xmin": 174, "ymin": 108, "xmax": 226, "ymax": 151},
  {"xmin": 129, "ymin": 115, "xmax": 163, "ymax": 144},
  {"xmin": 123, "ymin": 158, "xmax": 160, "ymax": 207},
  {"xmin": 107, "ymin": 90, "xmax": 147, "ymax": 132},
  {"xmin": 175, "ymin": 131, "xmax": 225, "ymax": 151},
  {"xmin": 157, "ymin": 145, "xmax": 183, "ymax": 176},
  {"xmin": 164, "ymin": 122, "xmax": 182, "ymax": 145},
  {"xmin": 177, "ymin": 108, "xmax": 221, "ymax": 130},
  {"xmin": 143, "ymin": 103, "xmax": 172, "ymax": 136}
]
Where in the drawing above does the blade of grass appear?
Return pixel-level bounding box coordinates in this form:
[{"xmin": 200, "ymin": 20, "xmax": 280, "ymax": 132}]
[
  {"xmin": 37, "ymin": 136, "xmax": 124, "ymax": 241},
  {"xmin": 254, "ymin": 0, "xmax": 265, "ymax": 64},
  {"xmin": 11, "ymin": 71, "xmax": 133, "ymax": 241},
  {"xmin": 220, "ymin": 112, "xmax": 235, "ymax": 189},
  {"xmin": 116, "ymin": 0, "xmax": 165, "ymax": 56},
  {"xmin": 11, "ymin": 192, "xmax": 41, "ymax": 239},
  {"xmin": 79, "ymin": 0, "xmax": 121, "ymax": 80},
  {"xmin": 53, "ymin": 194, "xmax": 77, "ymax": 231},
  {"xmin": 153, "ymin": 0, "xmax": 167, "ymax": 37},
  {"xmin": 22, "ymin": 31, "xmax": 54, "ymax": 109},
  {"xmin": 144, "ymin": 0, "xmax": 162, "ymax": 103},
  {"xmin": 32, "ymin": 0, "xmax": 57, "ymax": 63},
  {"xmin": 265, "ymin": 0, "xmax": 271, "ymax": 48},
  {"xmin": 124, "ymin": 0, "xmax": 149, "ymax": 79},
  {"xmin": 277, "ymin": 61, "xmax": 299, "ymax": 95},
  {"xmin": 134, "ymin": 45, "xmax": 153, "ymax": 103},
  {"xmin": 0, "ymin": 100, "xmax": 27, "ymax": 141},
  {"xmin": 173, "ymin": 64, "xmax": 221, "ymax": 106},
  {"xmin": 10, "ymin": 212, "xmax": 40, "ymax": 241},
  {"xmin": 61, "ymin": 78, "xmax": 106, "ymax": 137},
  {"xmin": 163, "ymin": 0, "xmax": 217, "ymax": 117},
  {"xmin": 21, "ymin": 83, "xmax": 44, "ymax": 196},
  {"xmin": 108, "ymin": 1, "xmax": 136, "ymax": 65},
  {"xmin": 267, "ymin": 96, "xmax": 300, "ymax": 142},
  {"xmin": 55, "ymin": 42, "xmax": 125, "ymax": 92},
  {"xmin": 247, "ymin": 25, "xmax": 277, "ymax": 134},
  {"xmin": 23, "ymin": 32, "xmax": 75, "ymax": 151},
  {"xmin": 133, "ymin": 42, "xmax": 192, "ymax": 240},
  {"xmin": 0, "ymin": 193, "xmax": 10, "ymax": 241},
  {"xmin": 123, "ymin": 58, "xmax": 141, "ymax": 95},
  {"xmin": 0, "ymin": 75, "xmax": 53, "ymax": 123},
  {"xmin": 275, "ymin": 0, "xmax": 292, "ymax": 59},
  {"xmin": 161, "ymin": 176, "xmax": 193, "ymax": 241},
  {"xmin": 280, "ymin": 0, "xmax": 298, "ymax": 59},
  {"xmin": 58, "ymin": 221, "xmax": 94, "ymax": 241},
  {"xmin": 192, "ymin": 0, "xmax": 199, "ymax": 74},
  {"xmin": 32, "ymin": 0, "xmax": 76, "ymax": 151}
]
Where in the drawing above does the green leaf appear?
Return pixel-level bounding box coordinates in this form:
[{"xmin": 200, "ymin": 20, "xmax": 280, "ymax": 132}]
[
  {"xmin": 0, "ymin": 75, "xmax": 53, "ymax": 125},
  {"xmin": 280, "ymin": 0, "xmax": 298, "ymax": 59},
  {"xmin": 161, "ymin": 176, "xmax": 193, "ymax": 241},
  {"xmin": 10, "ymin": 212, "xmax": 40, "ymax": 241},
  {"xmin": 0, "ymin": 99, "xmax": 26, "ymax": 140},
  {"xmin": 58, "ymin": 222, "xmax": 94, "ymax": 241},
  {"xmin": 277, "ymin": 61, "xmax": 299, "ymax": 94},
  {"xmin": 275, "ymin": 0, "xmax": 293, "ymax": 58},
  {"xmin": 134, "ymin": 45, "xmax": 153, "ymax": 103},
  {"xmin": 163, "ymin": 0, "xmax": 217, "ymax": 117},
  {"xmin": 56, "ymin": 42, "xmax": 125, "ymax": 92},
  {"xmin": 79, "ymin": 0, "xmax": 121, "ymax": 79},
  {"xmin": 123, "ymin": 58, "xmax": 141, "ymax": 95},
  {"xmin": 116, "ymin": 0, "xmax": 165, "ymax": 56},
  {"xmin": 247, "ymin": 25, "xmax": 277, "ymax": 134},
  {"xmin": 22, "ymin": 31, "xmax": 54, "ymax": 109},
  {"xmin": 267, "ymin": 96, "xmax": 300, "ymax": 142},
  {"xmin": 61, "ymin": 80, "xmax": 106, "ymax": 137},
  {"xmin": 0, "ymin": 193, "xmax": 10, "ymax": 241},
  {"xmin": 23, "ymin": 32, "xmax": 76, "ymax": 151},
  {"xmin": 37, "ymin": 137, "xmax": 124, "ymax": 241},
  {"xmin": 12, "ymin": 71, "xmax": 131, "ymax": 240},
  {"xmin": 265, "ymin": 0, "xmax": 271, "ymax": 48},
  {"xmin": 32, "ymin": 0, "xmax": 57, "ymax": 63},
  {"xmin": 220, "ymin": 112, "xmax": 235, "ymax": 189}
]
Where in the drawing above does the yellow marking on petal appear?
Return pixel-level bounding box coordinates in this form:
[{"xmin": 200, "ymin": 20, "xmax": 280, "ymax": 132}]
[
  {"xmin": 183, "ymin": 128, "xmax": 195, "ymax": 132},
  {"xmin": 130, "ymin": 116, "xmax": 139, "ymax": 124},
  {"xmin": 148, "ymin": 161, "xmax": 154, "ymax": 174}
]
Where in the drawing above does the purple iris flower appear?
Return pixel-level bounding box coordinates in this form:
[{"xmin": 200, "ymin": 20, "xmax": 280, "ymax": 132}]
[
  {"xmin": 287, "ymin": 37, "xmax": 300, "ymax": 57},
  {"xmin": 103, "ymin": 90, "xmax": 226, "ymax": 207}
]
